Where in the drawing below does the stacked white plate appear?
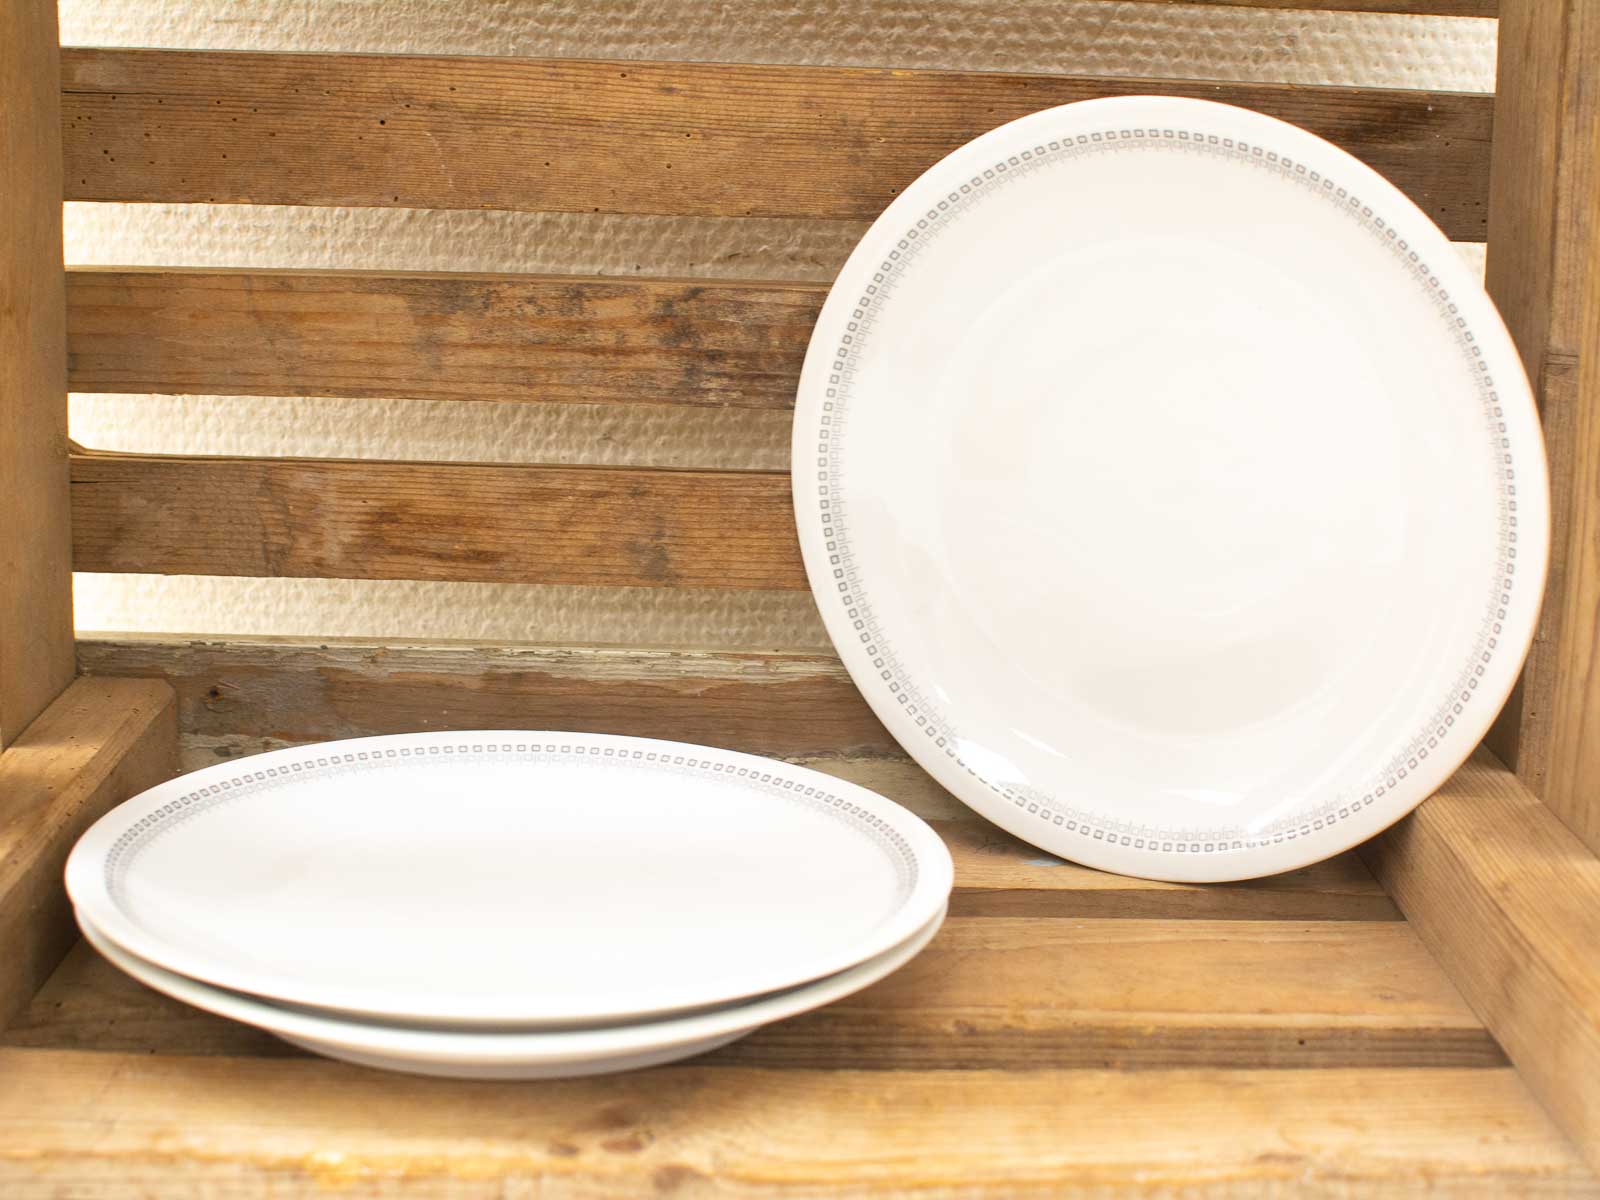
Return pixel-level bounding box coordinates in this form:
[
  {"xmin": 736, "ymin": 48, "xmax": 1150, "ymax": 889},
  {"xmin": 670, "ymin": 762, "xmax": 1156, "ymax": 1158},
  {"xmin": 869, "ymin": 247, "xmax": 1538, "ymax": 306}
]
[{"xmin": 65, "ymin": 732, "xmax": 953, "ymax": 1078}]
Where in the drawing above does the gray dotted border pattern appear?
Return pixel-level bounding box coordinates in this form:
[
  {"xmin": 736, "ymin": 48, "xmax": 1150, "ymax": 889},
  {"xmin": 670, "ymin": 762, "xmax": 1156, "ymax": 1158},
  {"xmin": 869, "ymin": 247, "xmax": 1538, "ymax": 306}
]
[
  {"xmin": 102, "ymin": 739, "xmax": 921, "ymax": 899},
  {"xmin": 811, "ymin": 125, "xmax": 1518, "ymax": 856}
]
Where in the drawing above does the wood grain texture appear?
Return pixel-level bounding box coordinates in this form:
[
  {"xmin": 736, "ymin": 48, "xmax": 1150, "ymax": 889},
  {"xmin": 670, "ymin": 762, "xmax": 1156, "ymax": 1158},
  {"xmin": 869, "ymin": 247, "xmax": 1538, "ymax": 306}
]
[
  {"xmin": 1482, "ymin": 0, "xmax": 1600, "ymax": 855},
  {"xmin": 938, "ymin": 820, "xmax": 1396, "ymax": 921},
  {"xmin": 58, "ymin": 49, "xmax": 1494, "ymax": 241},
  {"xmin": 0, "ymin": 1052, "xmax": 1588, "ymax": 1198},
  {"xmin": 66, "ymin": 268, "xmax": 824, "ymax": 410},
  {"xmin": 0, "ymin": 677, "xmax": 175, "ymax": 1029},
  {"xmin": 4, "ymin": 918, "xmax": 1492, "ymax": 1069},
  {"xmin": 0, "ymin": 0, "xmax": 74, "ymax": 745},
  {"xmin": 75, "ymin": 636, "xmax": 883, "ymax": 757},
  {"xmin": 70, "ymin": 450, "xmax": 803, "ymax": 589},
  {"xmin": 1129, "ymin": 0, "xmax": 1494, "ymax": 11},
  {"xmin": 1363, "ymin": 749, "xmax": 1600, "ymax": 1173},
  {"xmin": 727, "ymin": 917, "xmax": 1492, "ymax": 1069}
]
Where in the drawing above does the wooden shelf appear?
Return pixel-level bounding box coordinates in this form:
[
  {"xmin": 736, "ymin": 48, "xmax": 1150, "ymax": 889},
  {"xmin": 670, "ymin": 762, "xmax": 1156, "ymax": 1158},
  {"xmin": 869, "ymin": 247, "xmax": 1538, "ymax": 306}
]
[{"xmin": 3, "ymin": 802, "xmax": 1590, "ymax": 1197}]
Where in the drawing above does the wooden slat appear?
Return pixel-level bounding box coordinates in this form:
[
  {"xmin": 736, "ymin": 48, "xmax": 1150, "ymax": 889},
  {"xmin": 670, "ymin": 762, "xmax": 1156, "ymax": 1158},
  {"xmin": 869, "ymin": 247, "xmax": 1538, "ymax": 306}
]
[
  {"xmin": 0, "ymin": 677, "xmax": 175, "ymax": 1028},
  {"xmin": 0, "ymin": 0, "xmax": 74, "ymax": 745},
  {"xmin": 69, "ymin": 450, "xmax": 803, "ymax": 589},
  {"xmin": 939, "ymin": 821, "xmax": 1396, "ymax": 921},
  {"xmin": 1130, "ymin": 0, "xmax": 1494, "ymax": 12},
  {"xmin": 1482, "ymin": 0, "xmax": 1600, "ymax": 855},
  {"xmin": 59, "ymin": 49, "xmax": 1493, "ymax": 242},
  {"xmin": 1363, "ymin": 749, "xmax": 1600, "ymax": 1173},
  {"xmin": 0, "ymin": 1052, "xmax": 1587, "ymax": 1197},
  {"xmin": 4, "ymin": 918, "xmax": 1490, "ymax": 1069},
  {"xmin": 66, "ymin": 268, "xmax": 823, "ymax": 409},
  {"xmin": 74, "ymin": 636, "xmax": 878, "ymax": 756}
]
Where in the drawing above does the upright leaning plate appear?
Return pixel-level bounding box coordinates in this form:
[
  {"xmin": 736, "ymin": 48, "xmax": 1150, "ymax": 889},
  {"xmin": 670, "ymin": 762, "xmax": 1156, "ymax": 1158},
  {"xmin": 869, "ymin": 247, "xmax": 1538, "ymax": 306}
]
[
  {"xmin": 66, "ymin": 732, "xmax": 952, "ymax": 1025},
  {"xmin": 792, "ymin": 96, "xmax": 1548, "ymax": 883}
]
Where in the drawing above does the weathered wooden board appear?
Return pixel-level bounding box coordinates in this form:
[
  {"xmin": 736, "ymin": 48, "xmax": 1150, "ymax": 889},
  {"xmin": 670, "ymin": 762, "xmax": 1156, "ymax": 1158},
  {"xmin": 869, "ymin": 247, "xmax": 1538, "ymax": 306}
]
[
  {"xmin": 65, "ymin": 269, "xmax": 823, "ymax": 409},
  {"xmin": 0, "ymin": 0, "xmax": 74, "ymax": 745},
  {"xmin": 938, "ymin": 820, "xmax": 1396, "ymax": 921},
  {"xmin": 1131, "ymin": 0, "xmax": 1493, "ymax": 11},
  {"xmin": 76, "ymin": 637, "xmax": 877, "ymax": 756},
  {"xmin": 0, "ymin": 1052, "xmax": 1587, "ymax": 1198},
  {"xmin": 1482, "ymin": 0, "xmax": 1600, "ymax": 858},
  {"xmin": 59, "ymin": 50, "xmax": 1493, "ymax": 240},
  {"xmin": 1364, "ymin": 749, "xmax": 1600, "ymax": 1173},
  {"xmin": 5, "ymin": 918, "xmax": 1491, "ymax": 1069},
  {"xmin": 70, "ymin": 451, "xmax": 804, "ymax": 589},
  {"xmin": 0, "ymin": 677, "xmax": 175, "ymax": 1028}
]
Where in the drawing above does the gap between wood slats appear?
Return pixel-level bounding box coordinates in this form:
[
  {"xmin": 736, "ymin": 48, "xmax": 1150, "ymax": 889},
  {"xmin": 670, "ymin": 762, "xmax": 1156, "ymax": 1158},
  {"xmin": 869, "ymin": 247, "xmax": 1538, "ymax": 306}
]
[
  {"xmin": 60, "ymin": 50, "xmax": 1493, "ymax": 241},
  {"xmin": 69, "ymin": 450, "xmax": 804, "ymax": 589},
  {"xmin": 66, "ymin": 269, "xmax": 822, "ymax": 409}
]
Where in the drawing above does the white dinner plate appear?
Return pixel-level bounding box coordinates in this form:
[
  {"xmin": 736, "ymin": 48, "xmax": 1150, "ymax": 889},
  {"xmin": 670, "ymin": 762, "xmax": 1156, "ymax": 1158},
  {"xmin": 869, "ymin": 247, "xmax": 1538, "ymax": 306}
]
[
  {"xmin": 66, "ymin": 732, "xmax": 952, "ymax": 1025},
  {"xmin": 76, "ymin": 904, "xmax": 946, "ymax": 1079},
  {"xmin": 792, "ymin": 96, "xmax": 1548, "ymax": 882}
]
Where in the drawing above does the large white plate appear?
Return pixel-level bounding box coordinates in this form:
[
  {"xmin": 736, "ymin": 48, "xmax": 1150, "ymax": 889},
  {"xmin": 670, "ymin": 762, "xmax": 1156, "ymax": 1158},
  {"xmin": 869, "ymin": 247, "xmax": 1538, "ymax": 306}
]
[
  {"xmin": 66, "ymin": 732, "xmax": 951, "ymax": 1025},
  {"xmin": 76, "ymin": 904, "xmax": 945, "ymax": 1080},
  {"xmin": 792, "ymin": 96, "xmax": 1548, "ymax": 882}
]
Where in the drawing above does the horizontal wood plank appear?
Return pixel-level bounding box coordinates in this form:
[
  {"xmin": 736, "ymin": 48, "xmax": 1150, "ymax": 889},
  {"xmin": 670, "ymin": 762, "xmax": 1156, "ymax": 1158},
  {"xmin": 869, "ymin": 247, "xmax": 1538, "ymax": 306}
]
[
  {"xmin": 0, "ymin": 1052, "xmax": 1586, "ymax": 1197},
  {"xmin": 938, "ymin": 820, "xmax": 1396, "ymax": 921},
  {"xmin": 0, "ymin": 677, "xmax": 175, "ymax": 1028},
  {"xmin": 66, "ymin": 269, "xmax": 822, "ymax": 409},
  {"xmin": 5, "ymin": 917, "xmax": 1490, "ymax": 1069},
  {"xmin": 1136, "ymin": 0, "xmax": 1494, "ymax": 11},
  {"xmin": 70, "ymin": 450, "xmax": 804, "ymax": 589},
  {"xmin": 1363, "ymin": 749, "xmax": 1600, "ymax": 1173},
  {"xmin": 75, "ymin": 636, "xmax": 881, "ymax": 756},
  {"xmin": 725, "ymin": 917, "xmax": 1491, "ymax": 1069},
  {"xmin": 60, "ymin": 50, "xmax": 1493, "ymax": 241}
]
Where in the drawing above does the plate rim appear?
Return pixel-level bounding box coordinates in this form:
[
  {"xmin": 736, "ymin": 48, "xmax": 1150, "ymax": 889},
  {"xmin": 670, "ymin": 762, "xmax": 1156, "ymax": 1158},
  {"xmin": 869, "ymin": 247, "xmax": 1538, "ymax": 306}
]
[
  {"xmin": 790, "ymin": 94, "xmax": 1550, "ymax": 883},
  {"xmin": 74, "ymin": 901, "xmax": 948, "ymax": 1067},
  {"xmin": 65, "ymin": 730, "xmax": 953, "ymax": 1023}
]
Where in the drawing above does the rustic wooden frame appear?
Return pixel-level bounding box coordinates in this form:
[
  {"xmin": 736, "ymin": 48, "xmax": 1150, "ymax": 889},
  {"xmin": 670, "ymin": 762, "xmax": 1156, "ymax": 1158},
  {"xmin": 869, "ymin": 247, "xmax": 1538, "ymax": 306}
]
[
  {"xmin": 0, "ymin": 0, "xmax": 179, "ymax": 1032},
  {"xmin": 0, "ymin": 0, "xmax": 75, "ymax": 747},
  {"xmin": 4, "ymin": 0, "xmax": 1600, "ymax": 1192}
]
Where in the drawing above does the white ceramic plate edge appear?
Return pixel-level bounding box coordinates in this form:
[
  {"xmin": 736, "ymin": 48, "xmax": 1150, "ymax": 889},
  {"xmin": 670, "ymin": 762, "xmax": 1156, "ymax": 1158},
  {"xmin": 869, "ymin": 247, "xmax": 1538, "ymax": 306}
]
[
  {"xmin": 76, "ymin": 902, "xmax": 947, "ymax": 1078},
  {"xmin": 791, "ymin": 95, "xmax": 1549, "ymax": 883},
  {"xmin": 65, "ymin": 730, "xmax": 955, "ymax": 1024}
]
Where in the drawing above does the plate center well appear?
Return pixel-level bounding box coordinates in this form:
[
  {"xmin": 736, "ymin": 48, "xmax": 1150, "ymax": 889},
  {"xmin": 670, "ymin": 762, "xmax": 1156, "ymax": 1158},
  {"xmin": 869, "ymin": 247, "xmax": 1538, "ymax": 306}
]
[
  {"xmin": 937, "ymin": 234, "xmax": 1402, "ymax": 738},
  {"xmin": 825, "ymin": 132, "xmax": 1511, "ymax": 837}
]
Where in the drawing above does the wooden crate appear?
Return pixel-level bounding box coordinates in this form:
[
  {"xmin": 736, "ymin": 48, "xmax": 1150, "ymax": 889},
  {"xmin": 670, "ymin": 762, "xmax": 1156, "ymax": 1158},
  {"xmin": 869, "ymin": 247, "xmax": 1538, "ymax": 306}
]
[{"xmin": 3, "ymin": 0, "xmax": 1599, "ymax": 1194}]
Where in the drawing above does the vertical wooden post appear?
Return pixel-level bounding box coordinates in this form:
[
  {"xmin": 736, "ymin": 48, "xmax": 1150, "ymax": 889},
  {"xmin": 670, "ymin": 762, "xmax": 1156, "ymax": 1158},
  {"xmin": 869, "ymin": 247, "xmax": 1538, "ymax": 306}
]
[
  {"xmin": 0, "ymin": 0, "xmax": 75, "ymax": 746},
  {"xmin": 1484, "ymin": 0, "xmax": 1600, "ymax": 852}
]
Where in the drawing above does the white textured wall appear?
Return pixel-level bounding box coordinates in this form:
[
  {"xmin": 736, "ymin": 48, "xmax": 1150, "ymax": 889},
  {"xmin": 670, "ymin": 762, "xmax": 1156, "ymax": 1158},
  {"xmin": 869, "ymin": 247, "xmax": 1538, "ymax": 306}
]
[{"xmin": 63, "ymin": 0, "xmax": 1496, "ymax": 649}]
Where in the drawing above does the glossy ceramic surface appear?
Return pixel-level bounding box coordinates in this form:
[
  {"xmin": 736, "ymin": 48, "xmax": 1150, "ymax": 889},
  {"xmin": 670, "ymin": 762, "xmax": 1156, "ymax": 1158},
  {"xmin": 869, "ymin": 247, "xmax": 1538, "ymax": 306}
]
[
  {"xmin": 67, "ymin": 732, "xmax": 952, "ymax": 1024},
  {"xmin": 77, "ymin": 904, "xmax": 946, "ymax": 1079},
  {"xmin": 792, "ymin": 96, "xmax": 1548, "ymax": 882}
]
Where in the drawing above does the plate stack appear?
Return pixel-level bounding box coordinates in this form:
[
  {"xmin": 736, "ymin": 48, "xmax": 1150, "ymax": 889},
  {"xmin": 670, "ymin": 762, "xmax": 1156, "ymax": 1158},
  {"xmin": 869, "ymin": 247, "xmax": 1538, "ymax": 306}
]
[{"xmin": 65, "ymin": 732, "xmax": 953, "ymax": 1079}]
